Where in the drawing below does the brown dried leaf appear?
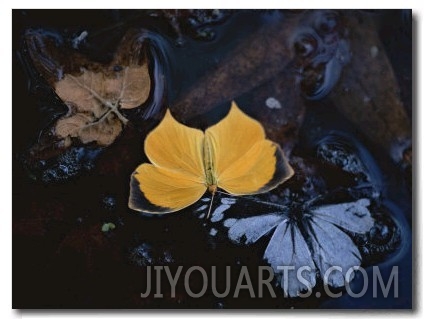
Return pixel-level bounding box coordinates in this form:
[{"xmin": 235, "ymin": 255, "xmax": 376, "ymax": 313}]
[
  {"xmin": 118, "ymin": 65, "xmax": 151, "ymax": 109},
  {"xmin": 55, "ymin": 113, "xmax": 93, "ymax": 138},
  {"xmin": 79, "ymin": 112, "xmax": 123, "ymax": 146},
  {"xmin": 54, "ymin": 63, "xmax": 150, "ymax": 146}
]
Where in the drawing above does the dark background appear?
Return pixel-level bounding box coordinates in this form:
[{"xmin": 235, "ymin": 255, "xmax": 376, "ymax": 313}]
[{"xmin": 12, "ymin": 9, "xmax": 412, "ymax": 309}]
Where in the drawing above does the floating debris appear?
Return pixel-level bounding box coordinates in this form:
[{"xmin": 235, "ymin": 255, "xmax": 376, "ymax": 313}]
[
  {"xmin": 265, "ymin": 97, "xmax": 282, "ymax": 109},
  {"xmin": 101, "ymin": 222, "xmax": 116, "ymax": 232}
]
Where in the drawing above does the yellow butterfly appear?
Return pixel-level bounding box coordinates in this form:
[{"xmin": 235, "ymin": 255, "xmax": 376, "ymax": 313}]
[{"xmin": 129, "ymin": 101, "xmax": 294, "ymax": 214}]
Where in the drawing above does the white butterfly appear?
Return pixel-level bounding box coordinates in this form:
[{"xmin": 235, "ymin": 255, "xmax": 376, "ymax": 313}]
[{"xmin": 223, "ymin": 198, "xmax": 374, "ymax": 297}]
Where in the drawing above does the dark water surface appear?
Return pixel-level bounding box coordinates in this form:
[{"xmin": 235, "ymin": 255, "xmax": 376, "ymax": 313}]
[{"xmin": 13, "ymin": 10, "xmax": 412, "ymax": 309}]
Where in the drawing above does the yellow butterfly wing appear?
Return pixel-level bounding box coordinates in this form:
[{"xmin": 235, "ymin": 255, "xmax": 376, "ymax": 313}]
[
  {"xmin": 129, "ymin": 164, "xmax": 207, "ymax": 213},
  {"xmin": 129, "ymin": 110, "xmax": 207, "ymax": 213},
  {"xmin": 205, "ymin": 101, "xmax": 294, "ymax": 195},
  {"xmin": 144, "ymin": 110, "xmax": 206, "ymax": 178}
]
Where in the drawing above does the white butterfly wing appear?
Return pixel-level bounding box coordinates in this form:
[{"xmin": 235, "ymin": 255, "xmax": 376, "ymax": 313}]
[
  {"xmin": 311, "ymin": 198, "xmax": 374, "ymax": 234},
  {"xmin": 264, "ymin": 220, "xmax": 317, "ymax": 297},
  {"xmin": 223, "ymin": 213, "xmax": 284, "ymax": 244},
  {"xmin": 307, "ymin": 217, "xmax": 362, "ymax": 287}
]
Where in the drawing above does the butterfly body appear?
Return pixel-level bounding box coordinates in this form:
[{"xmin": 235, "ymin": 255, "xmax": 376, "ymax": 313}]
[
  {"xmin": 207, "ymin": 184, "xmax": 218, "ymax": 194},
  {"xmin": 203, "ymin": 138, "xmax": 218, "ymax": 190},
  {"xmin": 129, "ymin": 101, "xmax": 294, "ymax": 214}
]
